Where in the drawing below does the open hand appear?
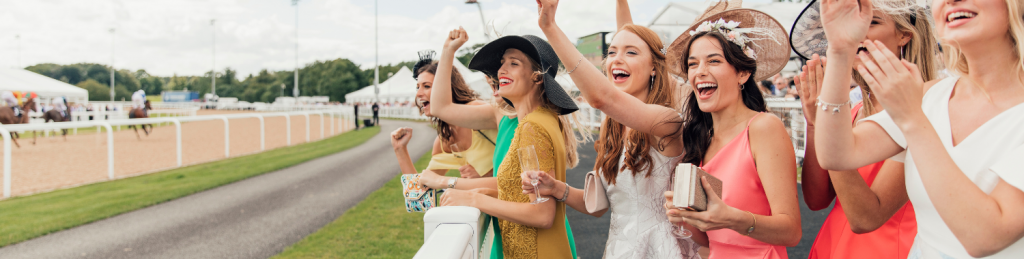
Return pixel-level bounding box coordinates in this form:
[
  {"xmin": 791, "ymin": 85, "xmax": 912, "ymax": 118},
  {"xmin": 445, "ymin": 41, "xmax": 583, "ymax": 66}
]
[
  {"xmin": 536, "ymin": 0, "xmax": 559, "ymax": 29},
  {"xmin": 390, "ymin": 127, "xmax": 413, "ymax": 150},
  {"xmin": 820, "ymin": 0, "xmax": 873, "ymax": 52},
  {"xmin": 665, "ymin": 176, "xmax": 741, "ymax": 232},
  {"xmin": 855, "ymin": 40, "xmax": 926, "ymax": 129},
  {"xmin": 443, "ymin": 27, "xmax": 469, "ymax": 54},
  {"xmin": 796, "ymin": 54, "xmax": 827, "ymax": 126}
]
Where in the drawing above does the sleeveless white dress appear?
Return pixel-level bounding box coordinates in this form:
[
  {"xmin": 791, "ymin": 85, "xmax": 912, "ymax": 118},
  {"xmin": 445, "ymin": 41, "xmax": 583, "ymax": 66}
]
[
  {"xmin": 599, "ymin": 145, "xmax": 702, "ymax": 259},
  {"xmin": 864, "ymin": 76, "xmax": 1024, "ymax": 258}
]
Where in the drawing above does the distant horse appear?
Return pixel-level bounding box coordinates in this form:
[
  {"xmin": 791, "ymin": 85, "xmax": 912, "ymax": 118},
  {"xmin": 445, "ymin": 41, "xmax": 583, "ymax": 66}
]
[
  {"xmin": 41, "ymin": 106, "xmax": 72, "ymax": 142},
  {"xmin": 0, "ymin": 99, "xmax": 38, "ymax": 148},
  {"xmin": 128, "ymin": 100, "xmax": 153, "ymax": 139}
]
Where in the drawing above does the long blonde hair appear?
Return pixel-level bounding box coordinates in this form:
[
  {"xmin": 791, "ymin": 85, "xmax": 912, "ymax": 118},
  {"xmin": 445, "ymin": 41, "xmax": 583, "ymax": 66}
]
[
  {"xmin": 856, "ymin": 3, "xmax": 940, "ymax": 117},
  {"xmin": 941, "ymin": 0, "xmax": 1024, "ymax": 82},
  {"xmin": 524, "ymin": 55, "xmax": 593, "ymax": 168}
]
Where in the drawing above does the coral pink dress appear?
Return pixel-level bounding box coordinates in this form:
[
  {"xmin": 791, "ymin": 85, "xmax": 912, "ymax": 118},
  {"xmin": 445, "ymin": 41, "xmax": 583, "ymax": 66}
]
[
  {"xmin": 808, "ymin": 103, "xmax": 917, "ymax": 259},
  {"xmin": 700, "ymin": 113, "xmax": 787, "ymax": 259}
]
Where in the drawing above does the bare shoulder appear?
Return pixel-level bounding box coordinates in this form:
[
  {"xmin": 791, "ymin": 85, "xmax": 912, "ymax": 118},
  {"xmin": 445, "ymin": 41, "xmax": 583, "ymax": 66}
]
[
  {"xmin": 748, "ymin": 112, "xmax": 789, "ymax": 140},
  {"xmin": 467, "ymin": 100, "xmax": 489, "ymax": 106}
]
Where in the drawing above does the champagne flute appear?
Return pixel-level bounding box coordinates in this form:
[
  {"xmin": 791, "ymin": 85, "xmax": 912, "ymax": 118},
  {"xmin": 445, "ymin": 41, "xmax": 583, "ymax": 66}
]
[
  {"xmin": 450, "ymin": 144, "xmax": 467, "ymax": 166},
  {"xmin": 669, "ymin": 167, "xmax": 693, "ymax": 239},
  {"xmin": 519, "ymin": 145, "xmax": 548, "ymax": 204}
]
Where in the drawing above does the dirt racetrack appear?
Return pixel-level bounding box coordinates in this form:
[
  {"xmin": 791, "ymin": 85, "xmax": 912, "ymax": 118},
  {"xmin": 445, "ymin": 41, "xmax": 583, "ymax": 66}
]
[{"xmin": 0, "ymin": 110, "xmax": 357, "ymax": 197}]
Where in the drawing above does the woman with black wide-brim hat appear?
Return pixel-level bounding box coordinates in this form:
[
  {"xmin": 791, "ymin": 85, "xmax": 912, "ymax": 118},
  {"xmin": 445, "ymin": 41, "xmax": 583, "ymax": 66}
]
[{"xmin": 416, "ymin": 27, "xmax": 588, "ymax": 259}]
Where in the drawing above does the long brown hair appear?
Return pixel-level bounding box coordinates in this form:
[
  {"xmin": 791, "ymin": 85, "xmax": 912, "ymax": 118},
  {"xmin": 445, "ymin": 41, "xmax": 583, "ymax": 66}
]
[
  {"xmin": 677, "ymin": 32, "xmax": 767, "ymax": 165},
  {"xmin": 415, "ymin": 61, "xmax": 478, "ymax": 144},
  {"xmin": 595, "ymin": 24, "xmax": 678, "ymax": 184}
]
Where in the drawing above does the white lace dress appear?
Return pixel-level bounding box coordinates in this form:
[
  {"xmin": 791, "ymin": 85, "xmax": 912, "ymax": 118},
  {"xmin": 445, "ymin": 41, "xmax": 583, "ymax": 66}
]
[{"xmin": 600, "ymin": 146, "xmax": 702, "ymax": 259}]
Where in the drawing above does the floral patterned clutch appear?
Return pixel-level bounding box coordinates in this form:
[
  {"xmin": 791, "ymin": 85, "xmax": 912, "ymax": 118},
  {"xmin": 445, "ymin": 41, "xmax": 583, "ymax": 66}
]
[{"xmin": 401, "ymin": 174, "xmax": 443, "ymax": 213}]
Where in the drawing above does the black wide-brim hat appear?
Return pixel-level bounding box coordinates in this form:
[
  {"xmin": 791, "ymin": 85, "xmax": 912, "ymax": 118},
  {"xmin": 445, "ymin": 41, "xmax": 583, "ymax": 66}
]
[{"xmin": 468, "ymin": 35, "xmax": 578, "ymax": 115}]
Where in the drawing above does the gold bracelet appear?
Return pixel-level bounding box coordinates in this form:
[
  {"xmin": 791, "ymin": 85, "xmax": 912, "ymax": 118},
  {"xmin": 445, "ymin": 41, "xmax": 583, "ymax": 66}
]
[{"xmin": 743, "ymin": 211, "xmax": 756, "ymax": 236}]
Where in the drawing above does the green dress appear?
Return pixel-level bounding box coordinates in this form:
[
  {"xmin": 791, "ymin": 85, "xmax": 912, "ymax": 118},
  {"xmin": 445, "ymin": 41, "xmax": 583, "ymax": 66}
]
[{"xmin": 490, "ymin": 116, "xmax": 577, "ymax": 259}]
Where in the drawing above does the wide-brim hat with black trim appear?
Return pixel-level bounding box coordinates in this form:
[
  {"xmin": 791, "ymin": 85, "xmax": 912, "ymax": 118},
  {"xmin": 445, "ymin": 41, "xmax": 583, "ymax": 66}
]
[
  {"xmin": 665, "ymin": 0, "xmax": 790, "ymax": 82},
  {"xmin": 468, "ymin": 35, "xmax": 578, "ymax": 115},
  {"xmin": 790, "ymin": 0, "xmax": 924, "ymax": 60}
]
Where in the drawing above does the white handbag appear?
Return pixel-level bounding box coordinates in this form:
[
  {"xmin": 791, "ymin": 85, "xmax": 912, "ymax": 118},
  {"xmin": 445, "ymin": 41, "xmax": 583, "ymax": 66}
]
[{"xmin": 583, "ymin": 170, "xmax": 609, "ymax": 213}]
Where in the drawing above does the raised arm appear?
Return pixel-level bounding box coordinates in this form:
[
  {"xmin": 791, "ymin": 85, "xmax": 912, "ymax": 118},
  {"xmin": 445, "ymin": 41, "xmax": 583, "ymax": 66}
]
[
  {"xmin": 814, "ymin": 0, "xmax": 902, "ymax": 170},
  {"xmin": 795, "ymin": 55, "xmax": 835, "ymax": 210},
  {"xmin": 430, "ymin": 27, "xmax": 500, "ymax": 130},
  {"xmin": 615, "ymin": 0, "xmax": 633, "ymax": 29},
  {"xmin": 537, "ymin": 0, "xmax": 681, "ymax": 138}
]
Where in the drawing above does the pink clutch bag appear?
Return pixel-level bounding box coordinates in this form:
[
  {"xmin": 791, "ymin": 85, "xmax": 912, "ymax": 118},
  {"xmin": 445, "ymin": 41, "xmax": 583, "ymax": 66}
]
[{"xmin": 583, "ymin": 171, "xmax": 608, "ymax": 213}]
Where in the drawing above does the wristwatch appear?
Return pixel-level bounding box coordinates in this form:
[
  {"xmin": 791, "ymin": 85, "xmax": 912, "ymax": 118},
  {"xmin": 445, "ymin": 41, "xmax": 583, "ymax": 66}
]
[{"xmin": 447, "ymin": 177, "xmax": 458, "ymax": 189}]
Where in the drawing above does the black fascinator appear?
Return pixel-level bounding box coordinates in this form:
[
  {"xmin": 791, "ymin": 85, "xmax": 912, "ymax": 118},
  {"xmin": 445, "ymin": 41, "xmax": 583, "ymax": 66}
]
[{"xmin": 412, "ymin": 50, "xmax": 436, "ymax": 79}]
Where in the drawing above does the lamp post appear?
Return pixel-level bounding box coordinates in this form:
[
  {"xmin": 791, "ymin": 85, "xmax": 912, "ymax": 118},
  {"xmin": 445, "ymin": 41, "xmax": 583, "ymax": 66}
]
[
  {"xmin": 373, "ymin": 0, "xmax": 379, "ymax": 103},
  {"xmin": 465, "ymin": 0, "xmax": 490, "ymax": 41},
  {"xmin": 211, "ymin": 19, "xmax": 216, "ymax": 96},
  {"xmin": 292, "ymin": 0, "xmax": 300, "ymax": 98},
  {"xmin": 109, "ymin": 28, "xmax": 116, "ymax": 102}
]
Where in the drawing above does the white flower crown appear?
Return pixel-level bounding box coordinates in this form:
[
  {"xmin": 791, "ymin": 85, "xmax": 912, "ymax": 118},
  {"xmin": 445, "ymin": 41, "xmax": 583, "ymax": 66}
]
[{"xmin": 689, "ymin": 18, "xmax": 759, "ymax": 60}]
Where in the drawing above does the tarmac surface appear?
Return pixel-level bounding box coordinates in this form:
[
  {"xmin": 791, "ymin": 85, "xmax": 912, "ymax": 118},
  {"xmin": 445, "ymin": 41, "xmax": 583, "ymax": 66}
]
[{"xmin": 0, "ymin": 119, "xmax": 434, "ymax": 259}]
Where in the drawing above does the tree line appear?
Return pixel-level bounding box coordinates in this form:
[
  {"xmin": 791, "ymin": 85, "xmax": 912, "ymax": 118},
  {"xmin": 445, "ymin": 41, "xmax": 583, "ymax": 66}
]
[{"xmin": 25, "ymin": 45, "xmax": 482, "ymax": 103}]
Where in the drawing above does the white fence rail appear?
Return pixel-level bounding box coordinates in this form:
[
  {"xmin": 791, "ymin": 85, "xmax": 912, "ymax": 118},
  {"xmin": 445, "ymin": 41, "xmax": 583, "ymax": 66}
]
[
  {"xmin": 0, "ymin": 108, "xmax": 356, "ymax": 198},
  {"xmin": 414, "ymin": 206, "xmax": 488, "ymax": 259}
]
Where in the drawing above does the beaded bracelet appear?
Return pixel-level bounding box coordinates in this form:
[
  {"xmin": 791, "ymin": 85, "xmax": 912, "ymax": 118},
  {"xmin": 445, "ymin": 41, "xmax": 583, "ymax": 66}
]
[{"xmin": 816, "ymin": 97, "xmax": 852, "ymax": 114}]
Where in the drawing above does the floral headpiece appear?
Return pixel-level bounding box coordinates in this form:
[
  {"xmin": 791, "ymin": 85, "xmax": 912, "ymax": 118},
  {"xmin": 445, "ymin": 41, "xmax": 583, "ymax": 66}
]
[{"xmin": 689, "ymin": 18, "xmax": 759, "ymax": 60}]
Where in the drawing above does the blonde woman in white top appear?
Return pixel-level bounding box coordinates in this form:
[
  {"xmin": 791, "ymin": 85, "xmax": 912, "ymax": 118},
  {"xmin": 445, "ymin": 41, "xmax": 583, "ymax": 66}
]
[{"xmin": 813, "ymin": 0, "xmax": 1024, "ymax": 258}]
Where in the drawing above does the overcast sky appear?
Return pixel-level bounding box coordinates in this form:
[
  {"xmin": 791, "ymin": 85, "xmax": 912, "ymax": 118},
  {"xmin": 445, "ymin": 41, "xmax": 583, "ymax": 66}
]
[{"xmin": 0, "ymin": 0, "xmax": 771, "ymax": 78}]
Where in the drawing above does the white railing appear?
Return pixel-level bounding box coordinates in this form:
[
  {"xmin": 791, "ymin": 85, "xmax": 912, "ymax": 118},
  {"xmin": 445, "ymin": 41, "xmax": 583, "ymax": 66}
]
[
  {"xmin": 414, "ymin": 206, "xmax": 489, "ymax": 259},
  {"xmin": 0, "ymin": 108, "xmax": 356, "ymax": 198}
]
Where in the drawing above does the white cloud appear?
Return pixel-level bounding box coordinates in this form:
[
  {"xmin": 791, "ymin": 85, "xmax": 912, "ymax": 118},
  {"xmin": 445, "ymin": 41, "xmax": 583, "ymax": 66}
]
[{"xmin": 0, "ymin": 0, "xmax": 769, "ymax": 79}]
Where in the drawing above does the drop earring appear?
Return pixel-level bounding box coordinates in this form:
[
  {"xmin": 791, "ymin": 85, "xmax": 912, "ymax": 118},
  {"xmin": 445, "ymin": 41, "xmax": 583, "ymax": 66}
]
[{"xmin": 649, "ymin": 76, "xmax": 655, "ymax": 90}]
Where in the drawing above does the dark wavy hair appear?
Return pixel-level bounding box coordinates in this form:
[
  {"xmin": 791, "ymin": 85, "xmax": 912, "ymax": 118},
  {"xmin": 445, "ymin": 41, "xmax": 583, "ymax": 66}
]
[
  {"xmin": 414, "ymin": 61, "xmax": 477, "ymax": 145},
  {"xmin": 676, "ymin": 31, "xmax": 767, "ymax": 165}
]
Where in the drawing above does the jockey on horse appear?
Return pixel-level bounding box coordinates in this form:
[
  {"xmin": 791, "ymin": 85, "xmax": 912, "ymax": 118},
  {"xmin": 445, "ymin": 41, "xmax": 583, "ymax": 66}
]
[
  {"xmin": 0, "ymin": 91, "xmax": 38, "ymax": 147},
  {"xmin": 129, "ymin": 90, "xmax": 153, "ymax": 138}
]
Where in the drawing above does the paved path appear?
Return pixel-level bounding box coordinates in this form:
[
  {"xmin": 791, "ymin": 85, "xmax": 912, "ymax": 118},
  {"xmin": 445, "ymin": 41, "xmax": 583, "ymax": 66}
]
[
  {"xmin": 0, "ymin": 119, "xmax": 434, "ymax": 259},
  {"xmin": 565, "ymin": 141, "xmax": 832, "ymax": 259}
]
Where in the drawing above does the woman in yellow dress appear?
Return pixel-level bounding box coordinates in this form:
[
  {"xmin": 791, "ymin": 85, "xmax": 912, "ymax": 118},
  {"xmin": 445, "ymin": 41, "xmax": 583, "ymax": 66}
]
[{"xmin": 418, "ymin": 27, "xmax": 585, "ymax": 258}]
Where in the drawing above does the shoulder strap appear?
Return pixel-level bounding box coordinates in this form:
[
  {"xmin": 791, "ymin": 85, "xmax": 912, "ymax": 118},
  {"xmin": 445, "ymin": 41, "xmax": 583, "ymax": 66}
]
[{"xmin": 476, "ymin": 130, "xmax": 496, "ymax": 146}]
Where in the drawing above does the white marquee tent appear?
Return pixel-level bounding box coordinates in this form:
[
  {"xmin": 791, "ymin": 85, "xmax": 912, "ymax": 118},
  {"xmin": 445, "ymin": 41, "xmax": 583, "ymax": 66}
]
[
  {"xmin": 0, "ymin": 68, "xmax": 89, "ymax": 104},
  {"xmin": 345, "ymin": 59, "xmax": 499, "ymax": 104}
]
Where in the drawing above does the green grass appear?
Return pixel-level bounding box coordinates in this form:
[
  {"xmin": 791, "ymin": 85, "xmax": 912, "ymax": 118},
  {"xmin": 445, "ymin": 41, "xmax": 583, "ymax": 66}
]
[
  {"xmin": 0, "ymin": 126, "xmax": 381, "ymax": 247},
  {"xmin": 273, "ymin": 151, "xmax": 452, "ymax": 259}
]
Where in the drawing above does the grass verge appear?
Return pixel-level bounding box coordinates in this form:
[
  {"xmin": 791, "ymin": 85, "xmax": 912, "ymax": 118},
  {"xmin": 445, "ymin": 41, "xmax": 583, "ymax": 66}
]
[
  {"xmin": 272, "ymin": 150, "xmax": 452, "ymax": 259},
  {"xmin": 0, "ymin": 126, "xmax": 381, "ymax": 247}
]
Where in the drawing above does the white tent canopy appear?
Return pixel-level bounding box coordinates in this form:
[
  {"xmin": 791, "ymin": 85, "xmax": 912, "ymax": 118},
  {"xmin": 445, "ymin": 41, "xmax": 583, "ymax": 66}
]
[
  {"xmin": 0, "ymin": 68, "xmax": 89, "ymax": 103},
  {"xmin": 346, "ymin": 59, "xmax": 495, "ymax": 104}
]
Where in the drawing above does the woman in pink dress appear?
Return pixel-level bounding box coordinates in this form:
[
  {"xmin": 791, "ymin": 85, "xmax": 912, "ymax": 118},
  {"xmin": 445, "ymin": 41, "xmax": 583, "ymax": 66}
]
[{"xmin": 662, "ymin": 1, "xmax": 802, "ymax": 258}]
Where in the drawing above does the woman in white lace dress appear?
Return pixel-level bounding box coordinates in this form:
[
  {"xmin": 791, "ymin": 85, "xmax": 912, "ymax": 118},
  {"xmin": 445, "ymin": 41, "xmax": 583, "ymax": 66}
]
[{"xmin": 522, "ymin": 0, "xmax": 701, "ymax": 258}]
